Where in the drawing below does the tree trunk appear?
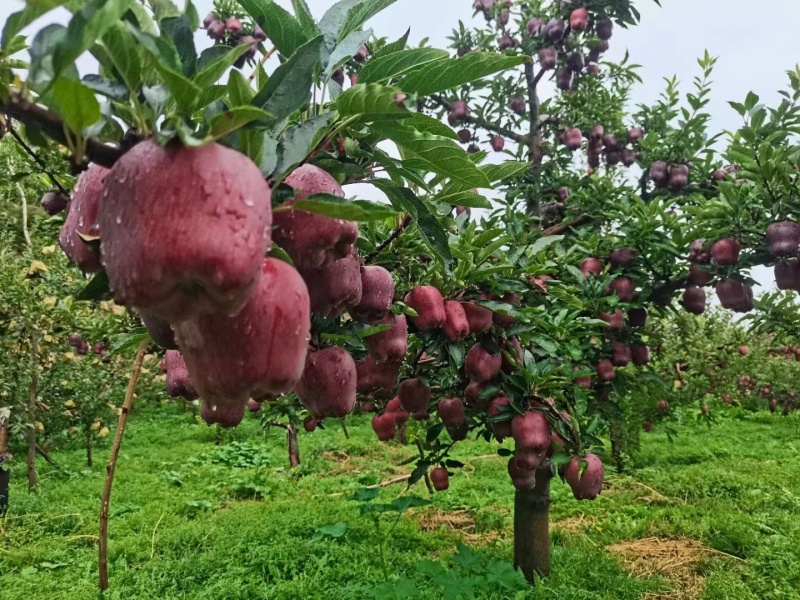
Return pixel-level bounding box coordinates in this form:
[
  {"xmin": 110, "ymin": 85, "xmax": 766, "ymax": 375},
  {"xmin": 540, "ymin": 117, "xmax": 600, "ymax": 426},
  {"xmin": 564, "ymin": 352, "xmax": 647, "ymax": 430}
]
[
  {"xmin": 27, "ymin": 330, "xmax": 38, "ymax": 491},
  {"xmin": 610, "ymin": 419, "xmax": 625, "ymax": 473},
  {"xmin": 514, "ymin": 461, "xmax": 553, "ymax": 582},
  {"xmin": 99, "ymin": 341, "xmax": 147, "ymax": 591},
  {"xmin": 87, "ymin": 434, "xmax": 93, "ymax": 468},
  {"xmin": 287, "ymin": 423, "xmax": 300, "ymax": 468},
  {"xmin": 0, "ymin": 408, "xmax": 10, "ymax": 515}
]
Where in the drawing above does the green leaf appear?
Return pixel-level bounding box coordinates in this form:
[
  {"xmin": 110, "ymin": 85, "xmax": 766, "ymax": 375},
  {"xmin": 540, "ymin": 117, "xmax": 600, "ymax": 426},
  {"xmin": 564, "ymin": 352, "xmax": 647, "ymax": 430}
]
[
  {"xmin": 209, "ymin": 106, "xmax": 272, "ymax": 140},
  {"xmin": 398, "ymin": 52, "xmax": 529, "ymax": 96},
  {"xmin": 359, "ymin": 48, "xmax": 448, "ymax": 84},
  {"xmin": 107, "ymin": 329, "xmax": 150, "ymax": 358},
  {"xmin": 482, "ymin": 161, "xmax": 530, "ymax": 182},
  {"xmin": 390, "ymin": 495, "xmax": 431, "ymax": 513},
  {"xmin": 76, "ymin": 271, "xmax": 112, "ymax": 301},
  {"xmin": 529, "ymin": 235, "xmax": 564, "ymax": 256},
  {"xmin": 236, "ymin": 0, "xmax": 310, "ymax": 58},
  {"xmin": 437, "ymin": 190, "xmax": 490, "ymax": 209},
  {"xmin": 251, "ymin": 35, "xmax": 324, "ymax": 120},
  {"xmin": 1, "ymin": 0, "xmax": 66, "ymax": 50},
  {"xmin": 339, "ymin": 0, "xmax": 397, "ymax": 42},
  {"xmin": 374, "ymin": 28, "xmax": 409, "ymax": 59},
  {"xmin": 291, "ymin": 0, "xmax": 318, "ymax": 36},
  {"xmin": 273, "ymin": 112, "xmax": 335, "ymax": 178},
  {"xmin": 337, "ymin": 83, "xmax": 411, "ymax": 119},
  {"xmin": 376, "ymin": 122, "xmax": 491, "ymax": 188},
  {"xmin": 286, "ymin": 193, "xmax": 397, "ymax": 222},
  {"xmin": 323, "ymin": 28, "xmax": 371, "ymax": 78},
  {"xmin": 349, "ymin": 487, "xmax": 380, "ymax": 502},
  {"xmin": 48, "ymin": 77, "xmax": 101, "ymax": 133},
  {"xmin": 402, "ymin": 113, "xmax": 458, "ymax": 140},
  {"xmin": 161, "ymin": 15, "xmax": 197, "ymax": 77},
  {"xmin": 81, "ymin": 75, "xmax": 129, "ymax": 101},
  {"xmin": 227, "ymin": 71, "xmax": 255, "ymax": 105},
  {"xmin": 100, "ymin": 24, "xmax": 142, "ymax": 93},
  {"xmin": 374, "ymin": 182, "xmax": 453, "ymax": 264},
  {"xmin": 311, "ymin": 522, "xmax": 348, "ymax": 541},
  {"xmin": 147, "ymin": 0, "xmax": 181, "ymax": 21},
  {"xmin": 318, "ymin": 0, "xmax": 361, "ymax": 46},
  {"xmin": 51, "ymin": 0, "xmax": 131, "ymax": 82},
  {"xmin": 193, "ymin": 44, "xmax": 251, "ymax": 90}
]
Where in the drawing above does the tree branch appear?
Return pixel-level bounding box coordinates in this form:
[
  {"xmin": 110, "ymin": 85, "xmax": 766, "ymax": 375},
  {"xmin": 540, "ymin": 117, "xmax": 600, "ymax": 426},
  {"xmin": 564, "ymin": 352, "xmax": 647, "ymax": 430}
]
[
  {"xmin": 365, "ymin": 215, "xmax": 413, "ymax": 262},
  {"xmin": 429, "ymin": 94, "xmax": 528, "ymax": 144},
  {"xmin": 2, "ymin": 91, "xmax": 122, "ymax": 168},
  {"xmin": 7, "ymin": 125, "xmax": 70, "ymax": 195},
  {"xmin": 524, "ymin": 61, "xmax": 543, "ymax": 169},
  {"xmin": 541, "ymin": 214, "xmax": 593, "ymax": 236}
]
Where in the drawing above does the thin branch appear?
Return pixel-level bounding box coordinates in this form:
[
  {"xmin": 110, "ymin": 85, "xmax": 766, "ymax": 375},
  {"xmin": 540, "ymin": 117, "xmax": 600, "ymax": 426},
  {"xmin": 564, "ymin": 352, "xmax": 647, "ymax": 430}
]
[
  {"xmin": 99, "ymin": 341, "xmax": 147, "ymax": 591},
  {"xmin": 524, "ymin": 61, "xmax": 542, "ymax": 168},
  {"xmin": 429, "ymin": 94, "xmax": 528, "ymax": 144},
  {"xmin": 365, "ymin": 215, "xmax": 413, "ymax": 262},
  {"xmin": 541, "ymin": 214, "xmax": 593, "ymax": 236},
  {"xmin": 248, "ymin": 46, "xmax": 276, "ymax": 82},
  {"xmin": 35, "ymin": 444, "xmax": 57, "ymax": 466},
  {"xmin": 7, "ymin": 125, "xmax": 70, "ymax": 195},
  {"xmin": 18, "ymin": 183, "xmax": 31, "ymax": 248},
  {"xmin": 2, "ymin": 91, "xmax": 122, "ymax": 168}
]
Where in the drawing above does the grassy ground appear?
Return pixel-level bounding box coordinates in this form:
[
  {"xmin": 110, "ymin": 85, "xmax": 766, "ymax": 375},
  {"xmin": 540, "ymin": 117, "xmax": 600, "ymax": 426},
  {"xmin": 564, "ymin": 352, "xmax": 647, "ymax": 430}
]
[{"xmin": 1, "ymin": 403, "xmax": 799, "ymax": 599}]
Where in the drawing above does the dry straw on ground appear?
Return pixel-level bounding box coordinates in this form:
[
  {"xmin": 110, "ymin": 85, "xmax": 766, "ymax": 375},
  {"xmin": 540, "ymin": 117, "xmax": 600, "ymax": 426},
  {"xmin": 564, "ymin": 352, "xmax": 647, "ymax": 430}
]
[{"xmin": 607, "ymin": 536, "xmax": 745, "ymax": 600}]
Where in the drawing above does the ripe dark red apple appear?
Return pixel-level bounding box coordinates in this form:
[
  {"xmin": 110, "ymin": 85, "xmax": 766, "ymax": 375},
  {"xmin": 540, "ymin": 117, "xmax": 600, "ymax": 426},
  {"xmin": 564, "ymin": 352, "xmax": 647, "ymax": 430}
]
[
  {"xmin": 649, "ymin": 161, "xmax": 669, "ymax": 188},
  {"xmin": 450, "ymin": 100, "xmax": 469, "ymax": 121},
  {"xmin": 631, "ymin": 345, "xmax": 650, "ymax": 366},
  {"xmin": 539, "ymin": 46, "xmax": 557, "ymax": 70},
  {"xmin": 59, "ymin": 164, "xmax": 107, "ymax": 274},
  {"xmin": 460, "ymin": 301, "xmax": 493, "ymax": 333},
  {"xmin": 507, "ymin": 456, "xmax": 537, "ymax": 490},
  {"xmin": 442, "ymin": 300, "xmax": 470, "ymax": 342},
  {"xmin": 273, "ymin": 164, "xmax": 358, "ymax": 270},
  {"xmin": 710, "ymin": 238, "xmax": 741, "ymax": 265},
  {"xmin": 556, "ymin": 68, "xmax": 573, "ymax": 91},
  {"xmin": 165, "ymin": 350, "xmax": 197, "ymax": 400},
  {"xmin": 689, "ymin": 238, "xmax": 711, "ymax": 264},
  {"xmin": 372, "ymin": 412, "xmax": 396, "ymax": 441},
  {"xmin": 465, "ymin": 343, "xmax": 502, "ymax": 382},
  {"xmin": 766, "ymin": 222, "xmax": 800, "ymax": 257},
  {"xmin": 174, "ymin": 258, "xmax": 310, "ymax": 406},
  {"xmin": 609, "ymin": 247, "xmax": 635, "ymax": 267},
  {"xmin": 92, "ymin": 342, "xmax": 107, "ymax": 356},
  {"xmin": 712, "ymin": 169, "xmax": 726, "ymax": 181},
  {"xmin": 385, "ymin": 397, "xmax": 409, "ymax": 425},
  {"xmin": 40, "ymin": 191, "xmax": 69, "ymax": 216},
  {"xmin": 404, "ymin": 286, "xmax": 446, "ymax": 330},
  {"xmin": 487, "ymin": 396, "xmax": 512, "ymax": 440},
  {"xmin": 738, "ymin": 345, "xmax": 749, "ymax": 356},
  {"xmin": 564, "ymin": 128, "xmax": 583, "ymax": 150},
  {"xmin": 564, "ymin": 453, "xmax": 604, "ymax": 500},
  {"xmin": 355, "ymin": 356, "xmax": 401, "ymax": 397},
  {"xmin": 398, "ymin": 378, "xmax": 431, "ymax": 413},
  {"xmin": 566, "ymin": 52, "xmax": 584, "ymax": 72},
  {"xmin": 438, "ymin": 397, "xmax": 466, "ymax": 428},
  {"xmin": 247, "ymin": 398, "xmax": 262, "ymax": 413},
  {"xmin": 545, "ymin": 18, "xmax": 565, "ymax": 41},
  {"xmin": 299, "ymin": 249, "xmax": 362, "ymax": 317},
  {"xmin": 98, "ymin": 141, "xmax": 271, "ymax": 321},
  {"xmin": 457, "ymin": 129, "xmax": 472, "ymax": 144},
  {"xmin": 350, "ymin": 266, "xmax": 394, "ymax": 323},
  {"xmin": 595, "ymin": 19, "xmax": 613, "ymax": 40},
  {"xmin": 140, "ymin": 312, "xmax": 177, "ymax": 350},
  {"xmin": 687, "ymin": 265, "xmax": 713, "ymax": 286},
  {"xmin": 509, "ymin": 97, "xmax": 526, "ymax": 115},
  {"xmin": 430, "ymin": 467, "xmax": 449, "ymax": 491},
  {"xmin": 596, "ymin": 359, "xmax": 615, "ymax": 381},
  {"xmin": 200, "ymin": 401, "xmax": 245, "ymax": 428},
  {"xmin": 364, "ymin": 313, "xmax": 408, "ymax": 363},
  {"xmin": 456, "ymin": 206, "xmax": 471, "ymax": 218},
  {"xmin": 627, "ymin": 308, "xmax": 647, "ymax": 328},
  {"xmin": 557, "ymin": 187, "xmax": 570, "ymax": 202},
  {"xmin": 586, "ymin": 63, "xmax": 600, "ymax": 76},
  {"xmin": 621, "ymin": 148, "xmax": 636, "ymax": 167},
  {"xmin": 669, "ymin": 164, "xmax": 689, "ymax": 190},
  {"xmin": 775, "ymin": 259, "xmax": 800, "ymax": 291},
  {"xmin": 498, "ymin": 35, "xmax": 517, "ymax": 51},
  {"xmin": 465, "ymin": 380, "xmax": 489, "ymax": 409},
  {"xmin": 296, "ymin": 347, "xmax": 357, "ymax": 419},
  {"xmin": 526, "ymin": 17, "xmax": 543, "ymax": 37},
  {"xmin": 580, "ymin": 257, "xmax": 604, "ymax": 277},
  {"xmin": 590, "ymin": 124, "xmax": 604, "ymax": 140},
  {"xmin": 490, "ymin": 136, "xmax": 505, "ymax": 152},
  {"xmin": 491, "ymin": 292, "xmax": 520, "ymax": 329},
  {"xmin": 600, "ymin": 308, "xmax": 624, "ymax": 329},
  {"xmin": 570, "ymin": 7, "xmax": 589, "ymax": 31},
  {"xmin": 612, "ymin": 341, "xmax": 632, "ymax": 367},
  {"xmin": 682, "ymin": 286, "xmax": 706, "ymax": 315},
  {"xmin": 608, "ymin": 277, "xmax": 635, "ymax": 302},
  {"xmin": 602, "ymin": 134, "xmax": 618, "ymax": 151},
  {"xmin": 716, "ymin": 279, "xmax": 753, "ymax": 313},
  {"xmin": 627, "ymin": 127, "xmax": 644, "ymax": 143},
  {"xmin": 511, "ymin": 410, "xmax": 550, "ymax": 453}
]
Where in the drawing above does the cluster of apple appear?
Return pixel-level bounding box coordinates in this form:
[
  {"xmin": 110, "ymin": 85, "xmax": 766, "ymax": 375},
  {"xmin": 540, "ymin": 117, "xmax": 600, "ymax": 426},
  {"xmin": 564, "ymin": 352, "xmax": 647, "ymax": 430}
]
[
  {"xmin": 578, "ymin": 251, "xmax": 651, "ymax": 383},
  {"xmin": 67, "ymin": 332, "xmax": 107, "ymax": 357},
  {"xmin": 563, "ymin": 125, "xmax": 643, "ymax": 171},
  {"xmin": 202, "ymin": 12, "xmax": 266, "ymax": 68},
  {"xmin": 768, "ymin": 222, "xmax": 800, "ymax": 291}
]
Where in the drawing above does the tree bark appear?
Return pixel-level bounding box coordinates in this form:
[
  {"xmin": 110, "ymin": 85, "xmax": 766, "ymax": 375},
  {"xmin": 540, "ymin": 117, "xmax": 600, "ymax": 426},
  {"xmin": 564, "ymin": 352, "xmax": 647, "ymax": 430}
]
[
  {"xmin": 514, "ymin": 461, "xmax": 553, "ymax": 582},
  {"xmin": 87, "ymin": 434, "xmax": 93, "ymax": 468},
  {"xmin": 0, "ymin": 408, "xmax": 10, "ymax": 515},
  {"xmin": 27, "ymin": 330, "xmax": 38, "ymax": 491},
  {"xmin": 99, "ymin": 341, "xmax": 147, "ymax": 591},
  {"xmin": 287, "ymin": 423, "xmax": 300, "ymax": 468}
]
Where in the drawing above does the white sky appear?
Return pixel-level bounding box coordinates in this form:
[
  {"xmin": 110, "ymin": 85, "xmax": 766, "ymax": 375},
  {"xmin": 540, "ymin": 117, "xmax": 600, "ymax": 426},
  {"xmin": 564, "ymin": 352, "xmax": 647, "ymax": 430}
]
[{"xmin": 2, "ymin": 0, "xmax": 795, "ymax": 292}]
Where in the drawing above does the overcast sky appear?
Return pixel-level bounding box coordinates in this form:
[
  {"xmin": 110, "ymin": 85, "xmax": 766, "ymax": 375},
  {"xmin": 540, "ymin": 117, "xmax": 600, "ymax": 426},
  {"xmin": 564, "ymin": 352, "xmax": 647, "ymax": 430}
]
[{"xmin": 2, "ymin": 0, "xmax": 795, "ymax": 291}]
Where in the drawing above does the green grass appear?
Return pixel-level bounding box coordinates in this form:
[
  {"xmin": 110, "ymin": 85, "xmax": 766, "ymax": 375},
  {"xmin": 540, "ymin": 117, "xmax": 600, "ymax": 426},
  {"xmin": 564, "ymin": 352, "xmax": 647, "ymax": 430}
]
[{"xmin": 1, "ymin": 403, "xmax": 799, "ymax": 599}]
